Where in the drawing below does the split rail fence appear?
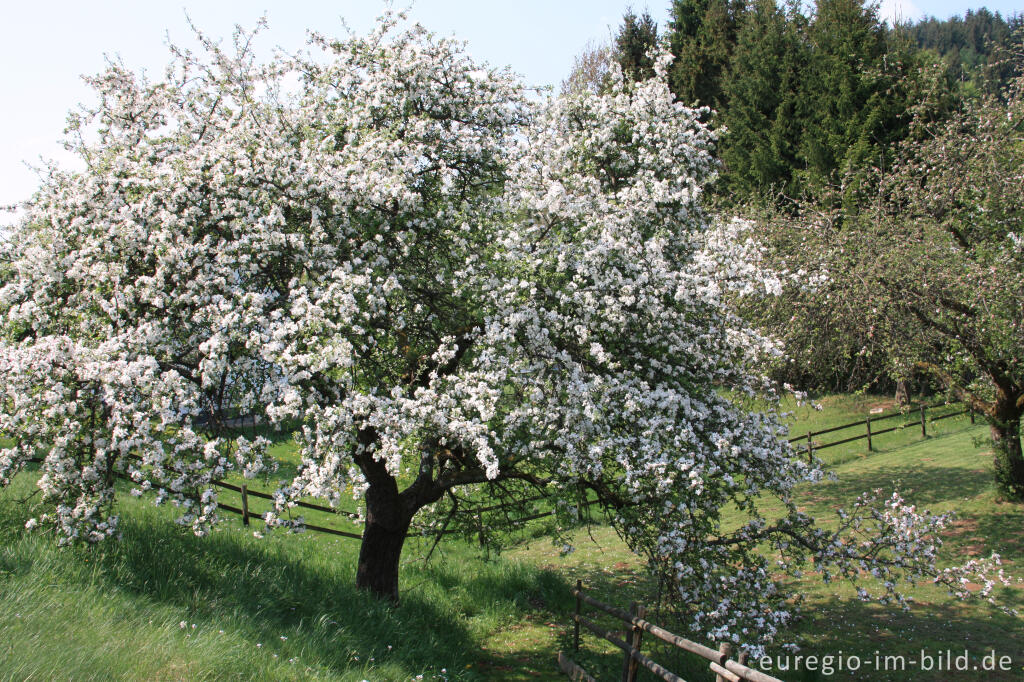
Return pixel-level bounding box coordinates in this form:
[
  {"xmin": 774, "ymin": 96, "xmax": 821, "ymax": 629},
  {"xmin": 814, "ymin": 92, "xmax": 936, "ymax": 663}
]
[
  {"xmin": 24, "ymin": 400, "xmax": 972, "ymax": 543},
  {"xmin": 23, "ymin": 455, "xmax": 589, "ymax": 543},
  {"xmin": 559, "ymin": 581, "xmax": 782, "ymax": 682},
  {"xmin": 788, "ymin": 399, "xmax": 972, "ymax": 461}
]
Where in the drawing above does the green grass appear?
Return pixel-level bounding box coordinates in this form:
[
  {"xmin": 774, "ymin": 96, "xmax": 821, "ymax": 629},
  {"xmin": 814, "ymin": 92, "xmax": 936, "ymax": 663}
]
[
  {"xmin": 1, "ymin": 396, "xmax": 1021, "ymax": 681},
  {"xmin": 780, "ymin": 393, "xmax": 976, "ymax": 466},
  {"xmin": 773, "ymin": 426, "xmax": 1024, "ymax": 681},
  {"xmin": 0, "ymin": 474, "xmax": 573, "ymax": 681},
  {"xmin": 511, "ymin": 419, "xmax": 1024, "ymax": 681}
]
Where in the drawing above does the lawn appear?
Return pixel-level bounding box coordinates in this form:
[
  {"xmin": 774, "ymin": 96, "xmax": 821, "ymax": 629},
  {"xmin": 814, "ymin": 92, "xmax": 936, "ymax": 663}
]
[
  {"xmin": 1, "ymin": 398, "xmax": 1020, "ymax": 681},
  {"xmin": 0, "ymin": 472, "xmax": 574, "ymax": 681},
  {"xmin": 512, "ymin": 418, "xmax": 1024, "ymax": 681}
]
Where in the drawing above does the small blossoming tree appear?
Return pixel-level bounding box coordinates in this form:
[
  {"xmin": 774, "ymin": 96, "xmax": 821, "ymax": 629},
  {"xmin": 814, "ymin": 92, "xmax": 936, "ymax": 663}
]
[{"xmin": 0, "ymin": 15, "xmax": 1010, "ymax": 651}]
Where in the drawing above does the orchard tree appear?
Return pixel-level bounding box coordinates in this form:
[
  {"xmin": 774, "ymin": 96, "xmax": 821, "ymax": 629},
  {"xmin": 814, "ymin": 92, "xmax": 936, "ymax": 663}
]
[
  {"xmin": 0, "ymin": 14, "xmax": 1012, "ymax": 651},
  {"xmin": 866, "ymin": 72, "xmax": 1024, "ymax": 499},
  {"xmin": 759, "ymin": 65, "xmax": 1024, "ymax": 500},
  {"xmin": 561, "ymin": 39, "xmax": 614, "ymax": 95}
]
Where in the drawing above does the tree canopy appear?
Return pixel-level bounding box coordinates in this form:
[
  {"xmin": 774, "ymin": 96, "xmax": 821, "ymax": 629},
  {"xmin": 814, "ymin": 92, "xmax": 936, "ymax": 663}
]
[
  {"xmin": 852, "ymin": 73, "xmax": 1024, "ymax": 499},
  {"xmin": 597, "ymin": 2, "xmax": 1022, "ymax": 209},
  {"xmin": 755, "ymin": 65, "xmax": 1024, "ymax": 500},
  {"xmin": 615, "ymin": 9, "xmax": 660, "ymax": 83},
  {"xmin": 719, "ymin": 0, "xmax": 807, "ymax": 199},
  {"xmin": 667, "ymin": 0, "xmax": 746, "ymax": 111},
  {"xmin": 0, "ymin": 13, "xmax": 1011, "ymax": 652}
]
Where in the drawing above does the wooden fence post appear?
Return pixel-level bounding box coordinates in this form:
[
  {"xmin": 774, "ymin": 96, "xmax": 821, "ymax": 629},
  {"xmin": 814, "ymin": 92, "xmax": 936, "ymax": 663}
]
[
  {"xmin": 807, "ymin": 432, "xmax": 813, "ymax": 462},
  {"xmin": 241, "ymin": 484, "xmax": 250, "ymax": 526},
  {"xmin": 574, "ymin": 579, "xmax": 582, "ymax": 653},
  {"xmin": 716, "ymin": 642, "xmax": 733, "ymax": 682},
  {"xmin": 620, "ymin": 601, "xmax": 645, "ymax": 682},
  {"xmin": 920, "ymin": 403, "xmax": 927, "ymax": 437},
  {"xmin": 866, "ymin": 414, "xmax": 873, "ymax": 452},
  {"xmin": 969, "ymin": 405, "xmax": 975, "ymax": 424}
]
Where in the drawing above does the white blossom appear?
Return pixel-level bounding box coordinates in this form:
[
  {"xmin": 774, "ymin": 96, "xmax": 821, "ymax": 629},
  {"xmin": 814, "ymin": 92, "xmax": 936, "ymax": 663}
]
[{"xmin": 0, "ymin": 13, "xmax": 1009, "ymax": 651}]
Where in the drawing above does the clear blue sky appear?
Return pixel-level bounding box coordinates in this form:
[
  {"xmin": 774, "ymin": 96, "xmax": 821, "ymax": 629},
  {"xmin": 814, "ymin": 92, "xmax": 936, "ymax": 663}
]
[{"xmin": 2, "ymin": 1, "xmax": 1020, "ymax": 209}]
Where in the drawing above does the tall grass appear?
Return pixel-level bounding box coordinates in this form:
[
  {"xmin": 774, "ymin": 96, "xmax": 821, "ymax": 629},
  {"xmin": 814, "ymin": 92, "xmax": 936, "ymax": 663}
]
[
  {"xmin": 0, "ymin": 472, "xmax": 571, "ymax": 681},
  {"xmin": 2, "ymin": 395, "xmax": 1019, "ymax": 681}
]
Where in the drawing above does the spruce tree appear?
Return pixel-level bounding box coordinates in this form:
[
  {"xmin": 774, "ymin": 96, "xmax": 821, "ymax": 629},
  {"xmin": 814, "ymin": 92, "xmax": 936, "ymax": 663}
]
[
  {"xmin": 796, "ymin": 0, "xmax": 890, "ymax": 197},
  {"xmin": 666, "ymin": 0, "xmax": 746, "ymax": 110},
  {"xmin": 614, "ymin": 10, "xmax": 659, "ymax": 83},
  {"xmin": 720, "ymin": 0, "xmax": 808, "ymax": 200}
]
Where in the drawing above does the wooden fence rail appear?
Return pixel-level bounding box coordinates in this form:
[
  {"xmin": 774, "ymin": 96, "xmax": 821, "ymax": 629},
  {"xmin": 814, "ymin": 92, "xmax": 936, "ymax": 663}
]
[
  {"xmin": 786, "ymin": 399, "xmax": 971, "ymax": 460},
  {"xmin": 20, "ymin": 400, "xmax": 974, "ymax": 544},
  {"xmin": 21, "ymin": 455, "xmax": 589, "ymax": 542},
  {"xmin": 560, "ymin": 582, "xmax": 783, "ymax": 682}
]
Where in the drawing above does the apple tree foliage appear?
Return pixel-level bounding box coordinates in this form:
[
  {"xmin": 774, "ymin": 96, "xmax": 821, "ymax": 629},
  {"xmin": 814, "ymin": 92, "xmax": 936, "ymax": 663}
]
[{"xmin": 0, "ymin": 14, "xmax": 1011, "ymax": 652}]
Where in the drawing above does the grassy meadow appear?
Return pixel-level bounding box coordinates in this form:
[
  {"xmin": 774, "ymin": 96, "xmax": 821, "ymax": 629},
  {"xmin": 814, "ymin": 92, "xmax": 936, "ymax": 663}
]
[{"xmin": 1, "ymin": 397, "xmax": 1021, "ymax": 681}]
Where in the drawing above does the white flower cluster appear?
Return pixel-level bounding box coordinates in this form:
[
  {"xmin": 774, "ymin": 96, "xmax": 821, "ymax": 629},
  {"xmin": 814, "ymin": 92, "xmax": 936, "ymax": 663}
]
[{"xmin": 0, "ymin": 13, "xmax": 1008, "ymax": 646}]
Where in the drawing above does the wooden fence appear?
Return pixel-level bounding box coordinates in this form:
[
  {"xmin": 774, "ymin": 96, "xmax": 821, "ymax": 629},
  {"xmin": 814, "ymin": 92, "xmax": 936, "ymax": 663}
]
[
  {"xmin": 215, "ymin": 398, "xmax": 971, "ymax": 539},
  {"xmin": 22, "ymin": 399, "xmax": 973, "ymax": 542},
  {"xmin": 787, "ymin": 399, "xmax": 972, "ymax": 461},
  {"xmin": 560, "ymin": 581, "xmax": 782, "ymax": 682},
  {"xmin": 22, "ymin": 454, "xmax": 586, "ymax": 542}
]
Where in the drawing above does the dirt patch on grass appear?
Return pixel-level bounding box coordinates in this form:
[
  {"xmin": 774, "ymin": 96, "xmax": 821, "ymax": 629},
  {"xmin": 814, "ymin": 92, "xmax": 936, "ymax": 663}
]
[
  {"xmin": 942, "ymin": 519, "xmax": 988, "ymax": 555},
  {"xmin": 944, "ymin": 518, "xmax": 981, "ymax": 536}
]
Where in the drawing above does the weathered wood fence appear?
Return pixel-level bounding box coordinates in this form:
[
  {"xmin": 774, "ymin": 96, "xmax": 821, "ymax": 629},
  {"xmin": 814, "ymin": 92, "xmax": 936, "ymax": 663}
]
[
  {"xmin": 22, "ymin": 454, "xmax": 591, "ymax": 542},
  {"xmin": 23, "ymin": 400, "xmax": 972, "ymax": 542},
  {"xmin": 788, "ymin": 399, "xmax": 972, "ymax": 461},
  {"xmin": 560, "ymin": 581, "xmax": 782, "ymax": 682}
]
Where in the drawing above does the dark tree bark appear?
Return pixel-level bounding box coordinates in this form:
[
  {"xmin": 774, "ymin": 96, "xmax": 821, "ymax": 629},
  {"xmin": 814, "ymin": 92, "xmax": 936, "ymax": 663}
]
[
  {"xmin": 352, "ymin": 426, "xmax": 415, "ymax": 602},
  {"xmin": 991, "ymin": 395, "xmax": 1024, "ymax": 501},
  {"xmin": 352, "ymin": 427, "xmax": 449, "ymax": 601},
  {"xmin": 356, "ymin": 483, "xmax": 413, "ymax": 602},
  {"xmin": 350, "ymin": 338, "xmax": 481, "ymax": 601}
]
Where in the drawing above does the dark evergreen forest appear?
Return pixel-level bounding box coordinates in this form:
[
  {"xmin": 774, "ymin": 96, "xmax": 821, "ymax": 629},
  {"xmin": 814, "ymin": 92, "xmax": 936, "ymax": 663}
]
[{"xmin": 599, "ymin": 2, "xmax": 1022, "ymax": 207}]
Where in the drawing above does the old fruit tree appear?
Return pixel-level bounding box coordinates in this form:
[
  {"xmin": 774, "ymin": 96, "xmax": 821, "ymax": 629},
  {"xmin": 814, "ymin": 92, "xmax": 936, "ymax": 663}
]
[{"xmin": 0, "ymin": 15, "xmax": 1009, "ymax": 652}]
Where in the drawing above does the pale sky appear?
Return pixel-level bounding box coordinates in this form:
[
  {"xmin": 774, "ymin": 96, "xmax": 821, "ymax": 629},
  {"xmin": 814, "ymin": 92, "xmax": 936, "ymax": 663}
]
[{"xmin": 1, "ymin": 1, "xmax": 1020, "ymax": 210}]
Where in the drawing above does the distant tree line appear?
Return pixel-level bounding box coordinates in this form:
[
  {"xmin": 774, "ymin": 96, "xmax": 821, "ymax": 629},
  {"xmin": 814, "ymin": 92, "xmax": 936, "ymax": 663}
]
[
  {"xmin": 587, "ymin": 1, "xmax": 1022, "ymax": 208},
  {"xmin": 909, "ymin": 7, "xmax": 1023, "ymax": 94}
]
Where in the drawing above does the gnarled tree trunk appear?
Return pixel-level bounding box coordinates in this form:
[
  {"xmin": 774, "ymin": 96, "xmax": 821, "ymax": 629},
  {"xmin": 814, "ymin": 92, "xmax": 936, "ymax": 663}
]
[
  {"xmin": 352, "ymin": 426, "xmax": 451, "ymax": 601},
  {"xmin": 991, "ymin": 397, "xmax": 1024, "ymax": 501},
  {"xmin": 355, "ymin": 478, "xmax": 413, "ymax": 602},
  {"xmin": 895, "ymin": 379, "xmax": 909, "ymax": 406}
]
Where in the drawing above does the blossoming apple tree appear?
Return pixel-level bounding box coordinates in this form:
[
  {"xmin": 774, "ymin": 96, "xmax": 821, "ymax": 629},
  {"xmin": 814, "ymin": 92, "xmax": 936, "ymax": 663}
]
[{"xmin": 0, "ymin": 15, "xmax": 1010, "ymax": 650}]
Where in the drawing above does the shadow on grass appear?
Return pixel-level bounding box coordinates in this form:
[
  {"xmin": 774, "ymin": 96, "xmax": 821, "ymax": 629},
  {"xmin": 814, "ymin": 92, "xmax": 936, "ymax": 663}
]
[
  {"xmin": 547, "ymin": 559, "xmax": 719, "ymax": 682},
  {"xmin": 547, "ymin": 489, "xmax": 1024, "ymax": 682},
  {"xmin": 562, "ymin": 574, "xmax": 1024, "ymax": 682},
  {"xmin": 972, "ymin": 508, "xmax": 1024, "ymax": 558},
  {"xmin": 775, "ymin": 588, "xmax": 1024, "ymax": 682},
  {"xmin": 807, "ymin": 462, "xmax": 993, "ymax": 508},
  {"xmin": 0, "ymin": 486, "xmax": 576, "ymax": 680}
]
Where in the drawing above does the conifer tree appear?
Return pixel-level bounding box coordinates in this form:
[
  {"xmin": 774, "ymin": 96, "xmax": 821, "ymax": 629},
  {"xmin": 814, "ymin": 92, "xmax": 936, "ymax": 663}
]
[
  {"xmin": 720, "ymin": 0, "xmax": 808, "ymax": 199},
  {"xmin": 799, "ymin": 3, "xmax": 954, "ymax": 207},
  {"xmin": 666, "ymin": 0, "xmax": 746, "ymax": 109},
  {"xmin": 614, "ymin": 10, "xmax": 659, "ymax": 83},
  {"xmin": 796, "ymin": 0, "xmax": 891, "ymax": 196}
]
